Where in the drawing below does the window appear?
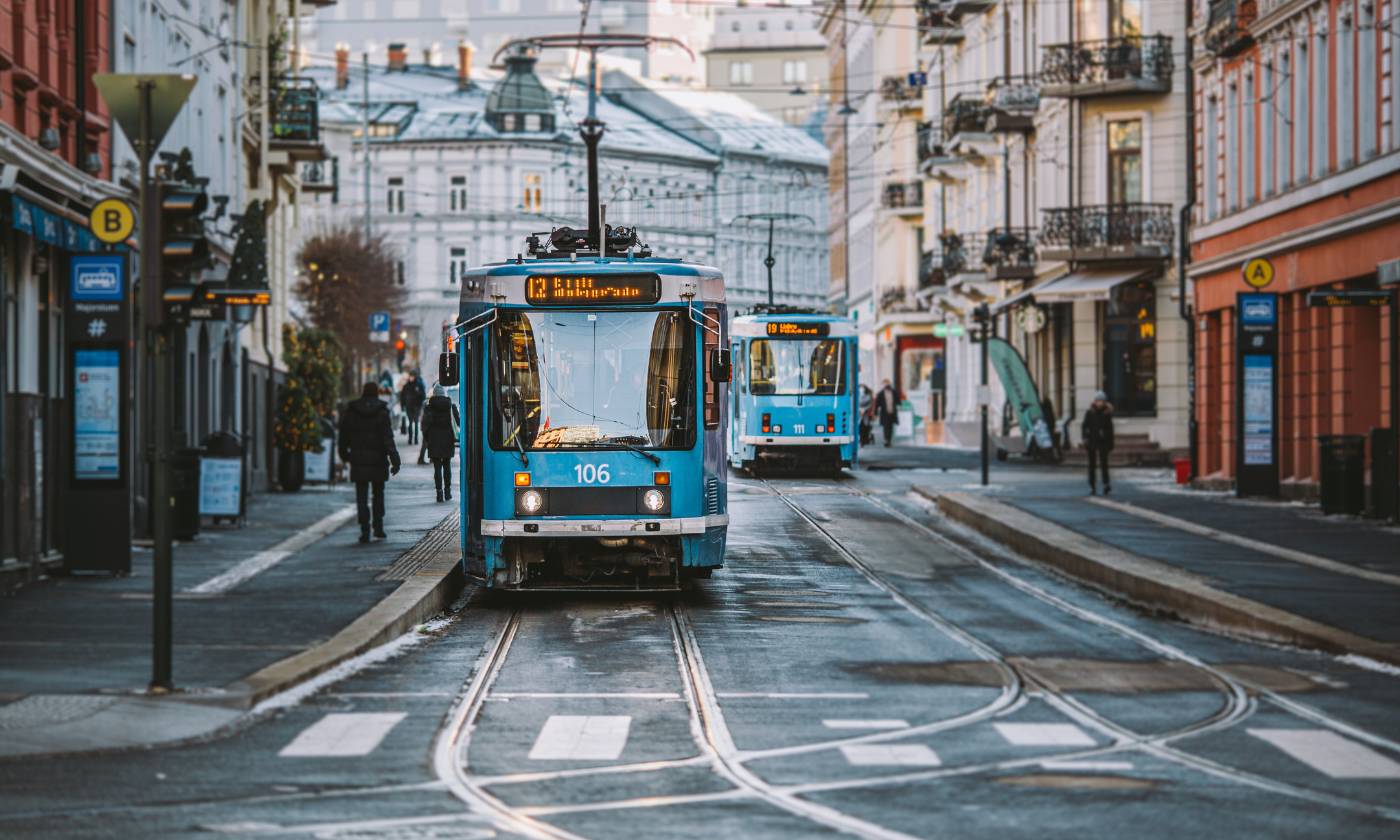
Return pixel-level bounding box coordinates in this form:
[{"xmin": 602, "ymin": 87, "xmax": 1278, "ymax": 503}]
[
  {"xmin": 1250, "ymin": 68, "xmax": 1262, "ymax": 200},
  {"xmin": 387, "ymin": 176, "xmax": 405, "ymax": 213},
  {"xmin": 785, "ymin": 19, "xmax": 794, "ymax": 31},
  {"xmin": 1314, "ymin": 27, "xmax": 1328, "ymax": 176},
  {"xmin": 1102, "ymin": 280, "xmax": 1156, "ymax": 416},
  {"xmin": 729, "ymin": 61, "xmax": 753, "ymax": 87},
  {"xmin": 522, "ymin": 172, "xmax": 543, "ymax": 213},
  {"xmin": 1226, "ymin": 82, "xmax": 1239, "ymax": 211},
  {"xmin": 783, "ymin": 61, "xmax": 807, "ymax": 85},
  {"xmin": 1109, "ymin": 0, "xmax": 1142, "ymax": 38},
  {"xmin": 1107, "ymin": 119, "xmax": 1142, "ymax": 204},
  {"xmin": 1205, "ymin": 95, "xmax": 1218, "ymax": 218},
  {"xmin": 450, "ymin": 175, "xmax": 467, "ymax": 211},
  {"xmin": 758, "ymin": 20, "xmax": 767, "ymax": 31},
  {"xmin": 748, "ymin": 339, "xmax": 846, "ymax": 396},
  {"xmin": 1278, "ymin": 50, "xmax": 1292, "ymax": 190},
  {"xmin": 703, "ymin": 307, "xmax": 722, "ymax": 429},
  {"xmin": 731, "ymin": 21, "xmax": 740, "ymax": 32},
  {"xmin": 1339, "ymin": 15, "xmax": 1354, "ymax": 168},
  {"xmin": 448, "ymin": 247, "xmax": 468, "ymax": 285},
  {"xmin": 396, "ymin": 261, "xmax": 405, "ymax": 286},
  {"xmin": 1296, "ymin": 43, "xmax": 1310, "ymax": 182}
]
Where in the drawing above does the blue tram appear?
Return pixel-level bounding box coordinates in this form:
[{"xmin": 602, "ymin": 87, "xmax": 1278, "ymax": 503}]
[
  {"xmin": 727, "ymin": 311, "xmax": 859, "ymax": 476},
  {"xmin": 439, "ymin": 231, "xmax": 730, "ymax": 591}
]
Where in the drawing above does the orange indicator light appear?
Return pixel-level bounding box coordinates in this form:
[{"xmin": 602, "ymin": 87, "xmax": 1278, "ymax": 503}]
[{"xmin": 514, "ymin": 472, "xmax": 531, "ymax": 486}]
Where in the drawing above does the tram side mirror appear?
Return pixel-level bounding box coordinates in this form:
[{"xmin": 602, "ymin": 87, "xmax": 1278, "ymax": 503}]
[
  {"xmin": 438, "ymin": 352, "xmax": 459, "ymax": 387},
  {"xmin": 711, "ymin": 347, "xmax": 732, "ymax": 383}
]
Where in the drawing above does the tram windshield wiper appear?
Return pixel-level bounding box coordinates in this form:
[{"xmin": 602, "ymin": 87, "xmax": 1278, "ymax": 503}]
[{"xmin": 602, "ymin": 437, "xmax": 662, "ymax": 465}]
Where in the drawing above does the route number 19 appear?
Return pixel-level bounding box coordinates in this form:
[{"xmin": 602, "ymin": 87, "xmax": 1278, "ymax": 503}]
[{"xmin": 574, "ymin": 464, "xmax": 611, "ymax": 484}]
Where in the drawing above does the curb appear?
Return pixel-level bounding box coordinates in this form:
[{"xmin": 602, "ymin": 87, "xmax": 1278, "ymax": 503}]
[{"xmin": 925, "ymin": 489, "xmax": 1400, "ymax": 668}]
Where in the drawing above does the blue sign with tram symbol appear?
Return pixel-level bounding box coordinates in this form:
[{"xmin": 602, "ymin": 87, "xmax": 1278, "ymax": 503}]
[
  {"xmin": 369, "ymin": 310, "xmax": 391, "ymax": 343},
  {"xmin": 70, "ymin": 255, "xmax": 126, "ymax": 302},
  {"xmin": 907, "ymin": 71, "xmax": 928, "ymax": 88}
]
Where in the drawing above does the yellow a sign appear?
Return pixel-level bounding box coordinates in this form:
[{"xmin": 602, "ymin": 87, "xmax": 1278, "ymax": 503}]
[
  {"xmin": 1242, "ymin": 256, "xmax": 1275, "ymax": 289},
  {"xmin": 89, "ymin": 199, "xmax": 136, "ymax": 244}
]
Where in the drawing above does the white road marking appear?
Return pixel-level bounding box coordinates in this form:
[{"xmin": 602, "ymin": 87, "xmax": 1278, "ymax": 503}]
[
  {"xmin": 528, "ymin": 715, "xmax": 632, "ymax": 761},
  {"xmin": 326, "ymin": 691, "xmax": 452, "ymax": 699},
  {"xmin": 187, "ymin": 505, "xmax": 357, "ymax": 594},
  {"xmin": 1040, "ymin": 760, "xmax": 1135, "ymax": 771},
  {"xmin": 278, "ymin": 712, "xmax": 406, "ymax": 758},
  {"xmin": 1248, "ymin": 729, "xmax": 1400, "ymax": 779},
  {"xmin": 839, "ymin": 744, "xmax": 942, "ymax": 767},
  {"xmin": 491, "ymin": 692, "xmax": 680, "ymax": 700},
  {"xmin": 717, "ymin": 692, "xmax": 870, "ymax": 700},
  {"xmin": 203, "ymin": 813, "xmax": 492, "ymax": 836},
  {"xmin": 823, "ymin": 719, "xmax": 909, "ymax": 730},
  {"xmin": 1090, "ymin": 497, "xmax": 1400, "ymax": 588},
  {"xmin": 995, "ymin": 722, "xmax": 1097, "ymax": 747}
]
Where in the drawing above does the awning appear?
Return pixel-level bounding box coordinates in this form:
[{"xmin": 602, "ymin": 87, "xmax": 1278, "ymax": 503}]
[
  {"xmin": 1030, "ymin": 266, "xmax": 1158, "ymax": 303},
  {"xmin": 991, "ymin": 284, "xmax": 1037, "ymax": 313}
]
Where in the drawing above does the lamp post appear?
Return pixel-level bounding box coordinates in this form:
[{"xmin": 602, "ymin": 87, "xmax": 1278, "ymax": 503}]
[
  {"xmin": 974, "ymin": 303, "xmax": 991, "ymax": 487},
  {"xmin": 728, "ymin": 213, "xmax": 816, "ymax": 306}
]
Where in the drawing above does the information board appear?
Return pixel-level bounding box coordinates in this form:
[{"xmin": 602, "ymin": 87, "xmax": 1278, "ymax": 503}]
[
  {"xmin": 1235, "ymin": 292, "xmax": 1279, "ymax": 496},
  {"xmin": 764, "ymin": 321, "xmax": 830, "ymax": 337},
  {"xmin": 199, "ymin": 457, "xmax": 242, "ymax": 517},
  {"xmin": 1242, "ymin": 356, "xmax": 1274, "ymax": 465},
  {"xmin": 73, "ymin": 349, "xmax": 121, "ymax": 480},
  {"xmin": 304, "ymin": 442, "xmax": 332, "ymax": 483},
  {"xmin": 525, "ymin": 273, "xmax": 661, "ymax": 306}
]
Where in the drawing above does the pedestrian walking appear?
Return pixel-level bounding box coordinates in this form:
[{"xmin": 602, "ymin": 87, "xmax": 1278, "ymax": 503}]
[
  {"xmin": 858, "ymin": 383, "xmax": 875, "ymax": 446},
  {"xmin": 339, "ymin": 381, "xmax": 402, "ymax": 542},
  {"xmin": 1082, "ymin": 390, "xmax": 1115, "ymax": 495},
  {"xmin": 420, "ymin": 384, "xmax": 461, "ymax": 503},
  {"xmin": 876, "ymin": 379, "xmax": 900, "ymax": 447},
  {"xmin": 399, "ymin": 369, "xmax": 427, "ymax": 448}
]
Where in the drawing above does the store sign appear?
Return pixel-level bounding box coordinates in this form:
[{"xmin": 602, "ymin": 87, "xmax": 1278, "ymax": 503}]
[
  {"xmin": 10, "ymin": 195, "xmax": 103, "ymax": 251},
  {"xmin": 1306, "ymin": 290, "xmax": 1391, "ymax": 308},
  {"xmin": 933, "ymin": 322, "xmax": 966, "ymax": 338},
  {"xmin": 73, "ymin": 349, "xmax": 122, "ymax": 481}
]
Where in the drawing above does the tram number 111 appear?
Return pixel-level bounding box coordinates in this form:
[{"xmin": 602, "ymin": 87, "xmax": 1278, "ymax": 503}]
[{"xmin": 574, "ymin": 464, "xmax": 612, "ymax": 484}]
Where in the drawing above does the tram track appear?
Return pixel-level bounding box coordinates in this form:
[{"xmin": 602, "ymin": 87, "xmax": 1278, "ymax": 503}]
[{"xmin": 758, "ymin": 479, "xmax": 1400, "ymax": 822}]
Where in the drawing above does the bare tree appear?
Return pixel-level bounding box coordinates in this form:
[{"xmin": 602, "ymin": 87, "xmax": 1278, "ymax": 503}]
[{"xmin": 294, "ymin": 223, "xmax": 405, "ymax": 361}]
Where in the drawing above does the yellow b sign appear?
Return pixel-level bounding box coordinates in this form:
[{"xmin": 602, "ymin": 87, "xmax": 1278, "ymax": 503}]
[
  {"xmin": 1242, "ymin": 256, "xmax": 1275, "ymax": 289},
  {"xmin": 89, "ymin": 198, "xmax": 135, "ymax": 244}
]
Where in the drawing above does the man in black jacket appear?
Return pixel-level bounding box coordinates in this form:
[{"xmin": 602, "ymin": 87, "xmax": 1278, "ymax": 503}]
[
  {"xmin": 420, "ymin": 384, "xmax": 460, "ymax": 503},
  {"xmin": 339, "ymin": 382, "xmax": 402, "ymax": 542},
  {"xmin": 399, "ymin": 370, "xmax": 426, "ymax": 447},
  {"xmin": 1082, "ymin": 390, "xmax": 1115, "ymax": 495}
]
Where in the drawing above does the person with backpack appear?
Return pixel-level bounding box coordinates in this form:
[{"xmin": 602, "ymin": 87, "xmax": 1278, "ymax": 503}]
[
  {"xmin": 339, "ymin": 382, "xmax": 402, "ymax": 542},
  {"xmin": 1082, "ymin": 390, "xmax": 1115, "ymax": 495},
  {"xmin": 399, "ymin": 370, "xmax": 427, "ymax": 447},
  {"xmin": 420, "ymin": 384, "xmax": 460, "ymax": 503}
]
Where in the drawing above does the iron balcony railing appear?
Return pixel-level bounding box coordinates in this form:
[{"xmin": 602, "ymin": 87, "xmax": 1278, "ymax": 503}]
[
  {"xmin": 882, "ymin": 181, "xmax": 924, "ymax": 210},
  {"xmin": 939, "ymin": 232, "xmax": 980, "ymax": 277},
  {"xmin": 917, "ymin": 1, "xmax": 964, "ymax": 43},
  {"xmin": 1040, "ymin": 35, "xmax": 1174, "ymax": 91},
  {"xmin": 920, "ymin": 250, "xmax": 944, "ymax": 288},
  {"xmin": 880, "ymin": 75, "xmax": 922, "ymax": 105},
  {"xmin": 1205, "ymin": 0, "xmax": 1257, "ymax": 58},
  {"xmin": 982, "ymin": 228, "xmax": 1038, "ymax": 276},
  {"xmin": 917, "ymin": 121, "xmax": 952, "ymax": 164},
  {"xmin": 1039, "ymin": 204, "xmax": 1174, "ymax": 257},
  {"xmin": 272, "ymin": 77, "xmax": 320, "ymax": 143},
  {"xmin": 942, "ymin": 94, "xmax": 991, "ymax": 139}
]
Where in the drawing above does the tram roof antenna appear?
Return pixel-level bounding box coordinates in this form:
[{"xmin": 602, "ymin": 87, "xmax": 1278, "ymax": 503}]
[{"xmin": 492, "ymin": 33, "xmax": 694, "ymax": 256}]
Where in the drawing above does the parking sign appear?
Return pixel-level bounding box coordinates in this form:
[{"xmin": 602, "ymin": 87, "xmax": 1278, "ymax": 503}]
[{"xmin": 369, "ymin": 311, "xmax": 391, "ymax": 343}]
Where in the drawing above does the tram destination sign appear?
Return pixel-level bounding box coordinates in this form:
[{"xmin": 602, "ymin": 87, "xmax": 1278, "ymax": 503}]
[
  {"xmin": 765, "ymin": 321, "xmax": 830, "ymax": 337},
  {"xmin": 1306, "ymin": 290, "xmax": 1392, "ymax": 308},
  {"xmin": 526, "ymin": 272, "xmax": 661, "ymax": 306}
]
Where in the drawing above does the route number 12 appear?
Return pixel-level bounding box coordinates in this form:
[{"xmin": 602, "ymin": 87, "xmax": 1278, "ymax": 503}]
[{"xmin": 574, "ymin": 463, "xmax": 611, "ymax": 484}]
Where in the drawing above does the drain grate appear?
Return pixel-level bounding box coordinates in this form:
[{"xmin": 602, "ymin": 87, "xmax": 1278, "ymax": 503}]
[
  {"xmin": 376, "ymin": 513, "xmax": 460, "ymax": 581},
  {"xmin": 0, "ymin": 695, "xmax": 117, "ymax": 730}
]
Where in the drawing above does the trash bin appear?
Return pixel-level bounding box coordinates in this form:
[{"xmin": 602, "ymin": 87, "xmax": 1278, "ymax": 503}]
[
  {"xmin": 1369, "ymin": 428, "xmax": 1397, "ymax": 520},
  {"xmin": 1174, "ymin": 457, "xmax": 1192, "ymax": 485},
  {"xmin": 1317, "ymin": 434, "xmax": 1366, "ymax": 515},
  {"xmin": 203, "ymin": 430, "xmax": 244, "ymax": 459},
  {"xmin": 172, "ymin": 447, "xmax": 204, "ymax": 539}
]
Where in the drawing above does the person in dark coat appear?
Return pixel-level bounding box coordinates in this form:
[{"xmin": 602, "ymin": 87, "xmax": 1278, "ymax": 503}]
[
  {"xmin": 399, "ymin": 370, "xmax": 427, "ymax": 447},
  {"xmin": 876, "ymin": 379, "xmax": 900, "ymax": 447},
  {"xmin": 339, "ymin": 381, "xmax": 402, "ymax": 542},
  {"xmin": 1082, "ymin": 390, "xmax": 1115, "ymax": 495},
  {"xmin": 420, "ymin": 384, "xmax": 460, "ymax": 503}
]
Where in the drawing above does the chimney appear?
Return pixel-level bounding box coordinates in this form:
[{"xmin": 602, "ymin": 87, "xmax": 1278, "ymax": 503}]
[
  {"xmin": 457, "ymin": 41, "xmax": 474, "ymax": 91},
  {"xmin": 387, "ymin": 42, "xmax": 407, "ymax": 72},
  {"xmin": 335, "ymin": 44, "xmax": 349, "ymax": 90}
]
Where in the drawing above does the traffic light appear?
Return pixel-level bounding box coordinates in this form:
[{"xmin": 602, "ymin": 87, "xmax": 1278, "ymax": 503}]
[
  {"xmin": 158, "ymin": 181, "xmax": 210, "ymax": 283},
  {"xmin": 395, "ymin": 337, "xmax": 407, "ymax": 368}
]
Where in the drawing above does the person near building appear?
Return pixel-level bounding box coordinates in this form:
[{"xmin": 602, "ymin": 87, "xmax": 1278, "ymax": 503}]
[
  {"xmin": 876, "ymin": 379, "xmax": 899, "ymax": 447},
  {"xmin": 399, "ymin": 370, "xmax": 427, "ymax": 447},
  {"xmin": 858, "ymin": 383, "xmax": 875, "ymax": 446},
  {"xmin": 420, "ymin": 384, "xmax": 461, "ymax": 503},
  {"xmin": 339, "ymin": 382, "xmax": 402, "ymax": 542},
  {"xmin": 1082, "ymin": 391, "xmax": 1115, "ymax": 495}
]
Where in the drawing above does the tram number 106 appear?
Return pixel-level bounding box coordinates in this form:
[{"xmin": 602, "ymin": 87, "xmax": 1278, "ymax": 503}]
[{"xmin": 574, "ymin": 464, "xmax": 612, "ymax": 484}]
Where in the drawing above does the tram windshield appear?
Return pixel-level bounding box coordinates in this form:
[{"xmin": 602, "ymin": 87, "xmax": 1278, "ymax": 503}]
[
  {"xmin": 748, "ymin": 338, "xmax": 846, "ymax": 396},
  {"xmin": 490, "ymin": 309, "xmax": 696, "ymax": 450}
]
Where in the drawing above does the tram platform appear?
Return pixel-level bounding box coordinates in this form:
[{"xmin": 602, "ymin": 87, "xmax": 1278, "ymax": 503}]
[
  {"xmin": 0, "ymin": 451, "xmax": 463, "ymax": 758},
  {"xmin": 918, "ymin": 471, "xmax": 1400, "ymax": 668}
]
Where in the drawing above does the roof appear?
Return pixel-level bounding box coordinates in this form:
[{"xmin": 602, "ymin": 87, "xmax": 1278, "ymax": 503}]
[{"xmin": 485, "ymin": 49, "xmax": 554, "ymax": 118}]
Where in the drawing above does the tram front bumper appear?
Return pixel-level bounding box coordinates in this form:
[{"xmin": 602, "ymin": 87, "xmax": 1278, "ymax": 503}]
[
  {"xmin": 739, "ymin": 434, "xmax": 853, "ymax": 446},
  {"xmin": 480, "ymin": 515, "xmax": 728, "ymax": 538}
]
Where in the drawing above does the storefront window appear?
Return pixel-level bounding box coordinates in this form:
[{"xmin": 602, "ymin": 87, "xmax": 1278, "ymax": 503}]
[{"xmin": 1102, "ymin": 281, "xmax": 1156, "ymax": 416}]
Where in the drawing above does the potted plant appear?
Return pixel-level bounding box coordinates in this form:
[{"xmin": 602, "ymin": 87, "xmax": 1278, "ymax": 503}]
[{"xmin": 273, "ymin": 327, "xmax": 343, "ymax": 491}]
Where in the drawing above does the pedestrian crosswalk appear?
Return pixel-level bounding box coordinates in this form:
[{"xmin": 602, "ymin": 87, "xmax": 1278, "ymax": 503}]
[
  {"xmin": 994, "ymin": 722, "xmax": 1097, "ymax": 747},
  {"xmin": 839, "ymin": 744, "xmax": 942, "ymax": 767},
  {"xmin": 528, "ymin": 715, "xmax": 633, "ymax": 761},
  {"xmin": 278, "ymin": 712, "xmax": 407, "ymax": 758},
  {"xmin": 1248, "ymin": 728, "xmax": 1400, "ymax": 779}
]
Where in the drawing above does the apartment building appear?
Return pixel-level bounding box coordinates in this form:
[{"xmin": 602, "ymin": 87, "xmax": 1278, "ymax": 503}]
[
  {"xmin": 1189, "ymin": 0, "xmax": 1400, "ymax": 497},
  {"xmin": 706, "ymin": 3, "xmax": 828, "ymax": 130}
]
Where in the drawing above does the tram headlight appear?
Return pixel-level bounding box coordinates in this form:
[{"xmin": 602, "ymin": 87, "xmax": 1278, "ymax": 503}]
[
  {"xmin": 517, "ymin": 488, "xmax": 545, "ymax": 515},
  {"xmin": 642, "ymin": 489, "xmax": 666, "ymax": 513}
]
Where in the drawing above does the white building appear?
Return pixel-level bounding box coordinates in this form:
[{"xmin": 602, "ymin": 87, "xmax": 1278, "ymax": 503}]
[
  {"xmin": 706, "ymin": 2, "xmax": 828, "ymax": 130},
  {"xmin": 300, "ymin": 45, "xmax": 828, "ymax": 372}
]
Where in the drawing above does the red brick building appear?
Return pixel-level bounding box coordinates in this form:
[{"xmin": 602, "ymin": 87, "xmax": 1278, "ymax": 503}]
[
  {"xmin": 1189, "ymin": 0, "xmax": 1400, "ymax": 499},
  {"xmin": 1, "ymin": 0, "xmax": 121, "ymax": 578}
]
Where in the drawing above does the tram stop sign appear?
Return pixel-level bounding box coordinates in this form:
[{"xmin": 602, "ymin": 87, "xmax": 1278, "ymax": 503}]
[
  {"xmin": 1242, "ymin": 256, "xmax": 1275, "ymax": 289},
  {"xmin": 89, "ymin": 199, "xmax": 135, "ymax": 245}
]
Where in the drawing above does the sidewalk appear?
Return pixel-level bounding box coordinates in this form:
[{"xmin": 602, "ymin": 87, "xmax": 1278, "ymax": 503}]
[
  {"xmin": 0, "ymin": 443, "xmax": 463, "ymax": 758},
  {"xmin": 920, "ymin": 469, "xmax": 1400, "ymax": 664}
]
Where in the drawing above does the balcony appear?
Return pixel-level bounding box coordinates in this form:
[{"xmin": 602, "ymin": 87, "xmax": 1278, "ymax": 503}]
[
  {"xmin": 1205, "ymin": 0, "xmax": 1257, "ymax": 58},
  {"xmin": 918, "ymin": 2, "xmax": 965, "ymax": 45},
  {"xmin": 1038, "ymin": 204, "xmax": 1174, "ymax": 262},
  {"xmin": 880, "ymin": 75, "xmax": 922, "ymax": 110},
  {"xmin": 920, "ymin": 123, "xmax": 970, "ymax": 183},
  {"xmin": 950, "ymin": 0, "xmax": 994, "ymax": 14},
  {"xmin": 270, "ymin": 78, "xmax": 325, "ymax": 161},
  {"xmin": 880, "ymin": 287, "xmax": 925, "ymax": 315},
  {"xmin": 985, "ymin": 79, "xmax": 1039, "ymax": 133},
  {"xmin": 981, "ymin": 227, "xmax": 1038, "ymax": 280},
  {"xmin": 882, "ymin": 181, "xmax": 924, "ymax": 215},
  {"xmin": 301, "ymin": 160, "xmax": 336, "ymax": 194},
  {"xmin": 1040, "ymin": 36, "xmax": 1173, "ymax": 98}
]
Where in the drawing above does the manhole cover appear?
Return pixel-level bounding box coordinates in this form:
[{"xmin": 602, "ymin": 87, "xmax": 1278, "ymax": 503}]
[{"xmin": 0, "ymin": 695, "xmax": 117, "ymax": 730}]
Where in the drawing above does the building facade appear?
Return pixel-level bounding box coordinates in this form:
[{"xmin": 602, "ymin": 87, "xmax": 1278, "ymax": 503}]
[
  {"xmin": 301, "ymin": 46, "xmax": 828, "ymax": 377},
  {"xmin": 706, "ymin": 3, "xmax": 828, "ymax": 130},
  {"xmin": 1189, "ymin": 0, "xmax": 1400, "ymax": 496}
]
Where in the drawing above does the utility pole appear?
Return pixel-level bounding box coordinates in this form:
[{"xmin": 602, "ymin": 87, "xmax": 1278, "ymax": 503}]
[
  {"xmin": 362, "ymin": 53, "xmax": 372, "ymax": 244},
  {"xmin": 729, "ymin": 213, "xmax": 815, "ymax": 306},
  {"xmin": 976, "ymin": 303, "xmax": 991, "ymax": 487}
]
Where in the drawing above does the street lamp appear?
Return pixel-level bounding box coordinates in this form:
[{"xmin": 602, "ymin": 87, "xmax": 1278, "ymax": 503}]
[{"xmin": 727, "ymin": 212, "xmax": 816, "ymax": 306}]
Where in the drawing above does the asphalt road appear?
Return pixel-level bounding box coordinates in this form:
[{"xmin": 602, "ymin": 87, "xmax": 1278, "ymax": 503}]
[{"xmin": 2, "ymin": 468, "xmax": 1399, "ymax": 839}]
